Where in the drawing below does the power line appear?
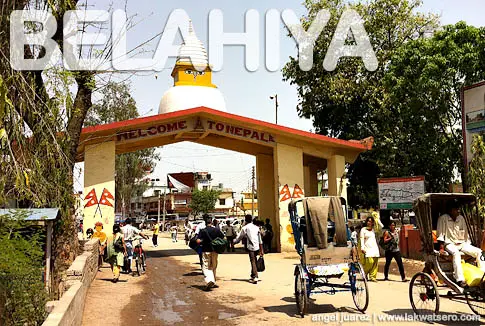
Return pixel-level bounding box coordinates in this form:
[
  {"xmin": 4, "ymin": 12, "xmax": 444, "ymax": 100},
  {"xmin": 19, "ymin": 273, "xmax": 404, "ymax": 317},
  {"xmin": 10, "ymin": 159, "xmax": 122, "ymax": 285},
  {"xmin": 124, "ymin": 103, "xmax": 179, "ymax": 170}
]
[{"xmin": 159, "ymin": 159, "xmax": 251, "ymax": 174}]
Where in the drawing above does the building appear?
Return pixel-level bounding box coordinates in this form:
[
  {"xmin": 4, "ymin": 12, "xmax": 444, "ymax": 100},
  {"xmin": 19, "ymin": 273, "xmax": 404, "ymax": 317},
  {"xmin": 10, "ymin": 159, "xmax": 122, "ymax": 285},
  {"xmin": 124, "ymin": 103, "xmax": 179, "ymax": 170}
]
[
  {"xmin": 130, "ymin": 174, "xmax": 236, "ymax": 219},
  {"xmin": 212, "ymin": 184, "xmax": 235, "ymax": 216},
  {"xmin": 237, "ymin": 190, "xmax": 258, "ymax": 217},
  {"xmin": 78, "ymin": 20, "xmax": 372, "ymax": 252}
]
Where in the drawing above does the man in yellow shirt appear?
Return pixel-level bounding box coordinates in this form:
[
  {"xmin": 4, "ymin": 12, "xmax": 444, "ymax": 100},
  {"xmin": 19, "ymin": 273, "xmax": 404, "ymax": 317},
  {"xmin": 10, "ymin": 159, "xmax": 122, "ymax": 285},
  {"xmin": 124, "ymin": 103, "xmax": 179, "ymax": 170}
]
[
  {"xmin": 92, "ymin": 222, "xmax": 108, "ymax": 267},
  {"xmin": 152, "ymin": 222, "xmax": 160, "ymax": 247}
]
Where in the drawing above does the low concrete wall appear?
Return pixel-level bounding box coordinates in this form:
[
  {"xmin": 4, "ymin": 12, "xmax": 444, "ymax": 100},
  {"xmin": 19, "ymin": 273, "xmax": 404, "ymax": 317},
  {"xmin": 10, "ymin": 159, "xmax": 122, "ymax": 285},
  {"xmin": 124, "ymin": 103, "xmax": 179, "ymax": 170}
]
[{"xmin": 43, "ymin": 239, "xmax": 99, "ymax": 326}]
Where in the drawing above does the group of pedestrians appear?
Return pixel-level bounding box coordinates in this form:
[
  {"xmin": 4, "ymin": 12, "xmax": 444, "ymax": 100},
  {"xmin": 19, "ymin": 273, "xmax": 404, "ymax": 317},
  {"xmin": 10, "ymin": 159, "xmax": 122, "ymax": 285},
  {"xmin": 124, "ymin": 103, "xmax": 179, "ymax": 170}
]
[
  {"xmin": 87, "ymin": 218, "xmax": 149, "ymax": 283},
  {"xmin": 358, "ymin": 216, "xmax": 407, "ymax": 282},
  {"xmin": 358, "ymin": 201, "xmax": 484, "ymax": 286},
  {"xmin": 192, "ymin": 214, "xmax": 267, "ymax": 291}
]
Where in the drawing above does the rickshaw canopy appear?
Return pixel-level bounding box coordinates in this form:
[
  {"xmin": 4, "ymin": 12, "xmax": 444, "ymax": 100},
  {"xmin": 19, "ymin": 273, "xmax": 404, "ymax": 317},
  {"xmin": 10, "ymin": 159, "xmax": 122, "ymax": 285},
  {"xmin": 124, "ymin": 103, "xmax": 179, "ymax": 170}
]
[{"xmin": 413, "ymin": 193, "xmax": 481, "ymax": 254}]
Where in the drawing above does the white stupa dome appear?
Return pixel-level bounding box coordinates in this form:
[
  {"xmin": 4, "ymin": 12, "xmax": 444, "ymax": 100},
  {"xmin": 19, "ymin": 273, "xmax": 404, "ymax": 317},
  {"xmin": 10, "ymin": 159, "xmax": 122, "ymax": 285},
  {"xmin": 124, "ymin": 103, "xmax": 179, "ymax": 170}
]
[
  {"xmin": 159, "ymin": 21, "xmax": 226, "ymax": 114},
  {"xmin": 159, "ymin": 86, "xmax": 226, "ymax": 113}
]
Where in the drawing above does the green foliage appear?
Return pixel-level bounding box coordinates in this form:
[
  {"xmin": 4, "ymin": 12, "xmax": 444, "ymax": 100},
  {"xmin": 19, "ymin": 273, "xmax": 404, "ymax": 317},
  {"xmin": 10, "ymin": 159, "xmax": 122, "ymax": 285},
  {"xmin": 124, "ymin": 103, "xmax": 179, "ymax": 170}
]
[
  {"xmin": 284, "ymin": 0, "xmax": 484, "ymax": 207},
  {"xmin": 189, "ymin": 190, "xmax": 221, "ymax": 216},
  {"xmin": 85, "ymin": 82, "xmax": 159, "ymax": 213},
  {"xmin": 0, "ymin": 212, "xmax": 47, "ymax": 326},
  {"xmin": 469, "ymin": 135, "xmax": 485, "ymax": 218},
  {"xmin": 383, "ymin": 22, "xmax": 485, "ymax": 191}
]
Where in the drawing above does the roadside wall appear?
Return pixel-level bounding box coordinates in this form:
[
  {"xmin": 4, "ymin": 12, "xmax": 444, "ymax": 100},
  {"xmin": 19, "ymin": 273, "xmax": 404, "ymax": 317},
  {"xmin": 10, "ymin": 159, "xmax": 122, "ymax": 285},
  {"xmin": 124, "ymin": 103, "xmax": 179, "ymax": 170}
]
[{"xmin": 42, "ymin": 239, "xmax": 99, "ymax": 326}]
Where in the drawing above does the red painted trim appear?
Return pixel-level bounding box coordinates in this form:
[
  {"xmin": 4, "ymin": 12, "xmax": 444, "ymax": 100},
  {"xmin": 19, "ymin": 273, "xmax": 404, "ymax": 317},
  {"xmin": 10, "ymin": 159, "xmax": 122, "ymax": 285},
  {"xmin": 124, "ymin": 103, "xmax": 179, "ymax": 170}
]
[
  {"xmin": 80, "ymin": 106, "xmax": 370, "ymax": 150},
  {"xmin": 463, "ymin": 80, "xmax": 485, "ymax": 91},
  {"xmin": 377, "ymin": 176, "xmax": 425, "ymax": 184}
]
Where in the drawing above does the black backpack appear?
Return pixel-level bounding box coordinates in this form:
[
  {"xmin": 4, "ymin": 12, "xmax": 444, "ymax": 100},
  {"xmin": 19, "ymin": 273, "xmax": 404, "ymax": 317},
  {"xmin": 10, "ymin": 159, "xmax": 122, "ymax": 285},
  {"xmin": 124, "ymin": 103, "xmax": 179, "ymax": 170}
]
[{"xmin": 204, "ymin": 229, "xmax": 227, "ymax": 254}]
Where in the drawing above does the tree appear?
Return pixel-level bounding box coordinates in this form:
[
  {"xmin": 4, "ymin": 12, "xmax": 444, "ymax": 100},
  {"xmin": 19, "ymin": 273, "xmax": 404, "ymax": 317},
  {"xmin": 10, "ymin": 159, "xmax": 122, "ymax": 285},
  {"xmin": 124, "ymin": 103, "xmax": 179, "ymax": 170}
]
[
  {"xmin": 0, "ymin": 212, "xmax": 47, "ymax": 325},
  {"xmin": 283, "ymin": 1, "xmax": 485, "ymax": 207},
  {"xmin": 189, "ymin": 189, "xmax": 221, "ymax": 217},
  {"xmin": 381, "ymin": 22, "xmax": 485, "ymax": 195},
  {"xmin": 85, "ymin": 82, "xmax": 159, "ymax": 214},
  {"xmin": 0, "ymin": 0, "xmax": 151, "ymax": 296},
  {"xmin": 469, "ymin": 134, "xmax": 485, "ymax": 218},
  {"xmin": 0, "ymin": 0, "xmax": 97, "ymax": 294}
]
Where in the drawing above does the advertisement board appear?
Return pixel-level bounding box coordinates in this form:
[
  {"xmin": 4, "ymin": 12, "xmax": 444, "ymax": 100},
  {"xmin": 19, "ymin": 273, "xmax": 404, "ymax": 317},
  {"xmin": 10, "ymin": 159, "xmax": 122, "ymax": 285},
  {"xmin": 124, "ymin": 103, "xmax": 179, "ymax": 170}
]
[
  {"xmin": 378, "ymin": 176, "xmax": 425, "ymax": 210},
  {"xmin": 463, "ymin": 82, "xmax": 485, "ymax": 169}
]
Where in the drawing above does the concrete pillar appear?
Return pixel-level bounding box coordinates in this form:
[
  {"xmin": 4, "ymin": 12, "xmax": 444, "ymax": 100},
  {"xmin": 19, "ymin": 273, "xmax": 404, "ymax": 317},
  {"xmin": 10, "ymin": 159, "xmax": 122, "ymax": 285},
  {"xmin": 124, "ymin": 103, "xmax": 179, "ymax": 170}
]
[
  {"xmin": 256, "ymin": 153, "xmax": 277, "ymax": 251},
  {"xmin": 274, "ymin": 144, "xmax": 304, "ymax": 252},
  {"xmin": 327, "ymin": 155, "xmax": 347, "ymax": 202},
  {"xmin": 304, "ymin": 164, "xmax": 319, "ymax": 197},
  {"xmin": 83, "ymin": 141, "xmax": 116, "ymax": 238}
]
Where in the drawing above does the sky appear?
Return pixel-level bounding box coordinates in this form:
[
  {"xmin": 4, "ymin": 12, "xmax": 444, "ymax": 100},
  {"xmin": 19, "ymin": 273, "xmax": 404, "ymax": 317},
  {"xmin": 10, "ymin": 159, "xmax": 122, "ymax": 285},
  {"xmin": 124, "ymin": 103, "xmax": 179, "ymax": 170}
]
[{"xmin": 74, "ymin": 0, "xmax": 485, "ymax": 194}]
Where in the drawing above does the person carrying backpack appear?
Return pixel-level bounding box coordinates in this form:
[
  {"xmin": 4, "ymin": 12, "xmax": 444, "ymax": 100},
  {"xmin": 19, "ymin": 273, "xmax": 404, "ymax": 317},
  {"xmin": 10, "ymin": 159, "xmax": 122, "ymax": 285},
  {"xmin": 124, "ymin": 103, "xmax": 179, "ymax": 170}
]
[
  {"xmin": 106, "ymin": 224, "xmax": 126, "ymax": 283},
  {"xmin": 234, "ymin": 215, "xmax": 264, "ymax": 284},
  {"xmin": 196, "ymin": 215, "xmax": 225, "ymax": 291},
  {"xmin": 382, "ymin": 221, "xmax": 407, "ymax": 282}
]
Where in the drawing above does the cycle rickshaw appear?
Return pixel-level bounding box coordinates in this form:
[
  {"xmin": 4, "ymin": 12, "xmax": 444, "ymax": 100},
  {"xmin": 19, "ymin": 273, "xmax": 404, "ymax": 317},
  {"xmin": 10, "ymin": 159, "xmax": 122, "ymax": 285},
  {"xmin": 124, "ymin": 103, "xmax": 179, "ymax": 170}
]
[
  {"xmin": 289, "ymin": 196, "xmax": 369, "ymax": 317},
  {"xmin": 410, "ymin": 193, "xmax": 485, "ymax": 317}
]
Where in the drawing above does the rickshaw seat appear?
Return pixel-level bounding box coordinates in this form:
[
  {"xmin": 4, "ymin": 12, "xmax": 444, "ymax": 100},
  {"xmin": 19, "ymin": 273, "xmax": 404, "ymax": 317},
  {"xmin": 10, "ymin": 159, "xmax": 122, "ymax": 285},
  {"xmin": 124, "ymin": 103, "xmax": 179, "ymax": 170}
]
[{"xmin": 434, "ymin": 250, "xmax": 475, "ymax": 263}]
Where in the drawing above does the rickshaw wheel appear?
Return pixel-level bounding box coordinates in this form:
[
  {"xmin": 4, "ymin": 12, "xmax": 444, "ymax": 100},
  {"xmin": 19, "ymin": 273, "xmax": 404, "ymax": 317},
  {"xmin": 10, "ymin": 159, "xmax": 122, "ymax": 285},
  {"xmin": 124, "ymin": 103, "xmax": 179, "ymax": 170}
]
[
  {"xmin": 410, "ymin": 272, "xmax": 440, "ymax": 315},
  {"xmin": 350, "ymin": 262, "xmax": 369, "ymax": 312},
  {"xmin": 294, "ymin": 268, "xmax": 309, "ymax": 317},
  {"xmin": 465, "ymin": 285, "xmax": 485, "ymax": 317}
]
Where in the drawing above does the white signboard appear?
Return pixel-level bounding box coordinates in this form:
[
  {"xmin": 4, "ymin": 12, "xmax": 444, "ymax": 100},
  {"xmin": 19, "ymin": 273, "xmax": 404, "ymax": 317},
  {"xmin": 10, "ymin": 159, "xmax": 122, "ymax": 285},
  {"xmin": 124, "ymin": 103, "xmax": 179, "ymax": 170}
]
[
  {"xmin": 378, "ymin": 177, "xmax": 425, "ymax": 209},
  {"xmin": 463, "ymin": 82, "xmax": 485, "ymax": 167}
]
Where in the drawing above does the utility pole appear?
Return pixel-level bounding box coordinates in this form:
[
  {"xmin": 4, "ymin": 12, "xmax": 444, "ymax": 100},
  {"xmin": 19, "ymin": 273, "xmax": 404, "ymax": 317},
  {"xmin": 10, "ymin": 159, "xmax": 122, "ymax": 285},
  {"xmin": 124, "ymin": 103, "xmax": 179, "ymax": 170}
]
[
  {"xmin": 251, "ymin": 166, "xmax": 255, "ymax": 217},
  {"xmin": 162, "ymin": 188, "xmax": 167, "ymax": 231},
  {"xmin": 157, "ymin": 191, "xmax": 161, "ymax": 224},
  {"xmin": 270, "ymin": 94, "xmax": 279, "ymax": 125}
]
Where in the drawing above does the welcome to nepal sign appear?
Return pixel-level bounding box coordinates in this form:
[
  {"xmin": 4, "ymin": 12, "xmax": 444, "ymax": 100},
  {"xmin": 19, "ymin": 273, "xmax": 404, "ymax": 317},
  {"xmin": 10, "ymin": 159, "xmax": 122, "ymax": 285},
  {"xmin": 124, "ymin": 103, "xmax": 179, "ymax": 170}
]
[{"xmin": 116, "ymin": 119, "xmax": 276, "ymax": 144}]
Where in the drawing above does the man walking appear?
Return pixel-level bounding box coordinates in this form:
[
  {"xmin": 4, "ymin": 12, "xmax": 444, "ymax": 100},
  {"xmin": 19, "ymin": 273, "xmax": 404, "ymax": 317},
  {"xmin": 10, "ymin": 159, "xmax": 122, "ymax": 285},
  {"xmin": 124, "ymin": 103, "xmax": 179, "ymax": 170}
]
[
  {"xmin": 196, "ymin": 215, "xmax": 225, "ymax": 290},
  {"xmin": 222, "ymin": 220, "xmax": 235, "ymax": 252},
  {"xmin": 262, "ymin": 218, "xmax": 273, "ymax": 253},
  {"xmin": 234, "ymin": 215, "xmax": 264, "ymax": 284},
  {"xmin": 121, "ymin": 218, "xmax": 143, "ymax": 274}
]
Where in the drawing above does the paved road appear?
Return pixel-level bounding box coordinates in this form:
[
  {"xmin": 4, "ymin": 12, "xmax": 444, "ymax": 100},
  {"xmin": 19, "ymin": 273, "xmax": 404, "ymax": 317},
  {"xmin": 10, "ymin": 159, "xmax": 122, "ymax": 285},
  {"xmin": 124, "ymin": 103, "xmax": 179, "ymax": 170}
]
[{"xmin": 82, "ymin": 235, "xmax": 484, "ymax": 325}]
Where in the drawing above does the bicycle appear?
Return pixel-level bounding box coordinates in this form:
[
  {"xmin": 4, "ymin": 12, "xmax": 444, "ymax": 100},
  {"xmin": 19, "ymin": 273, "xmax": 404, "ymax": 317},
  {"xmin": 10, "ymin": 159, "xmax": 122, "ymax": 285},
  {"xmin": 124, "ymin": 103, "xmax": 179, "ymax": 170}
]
[{"xmin": 132, "ymin": 236, "xmax": 147, "ymax": 276}]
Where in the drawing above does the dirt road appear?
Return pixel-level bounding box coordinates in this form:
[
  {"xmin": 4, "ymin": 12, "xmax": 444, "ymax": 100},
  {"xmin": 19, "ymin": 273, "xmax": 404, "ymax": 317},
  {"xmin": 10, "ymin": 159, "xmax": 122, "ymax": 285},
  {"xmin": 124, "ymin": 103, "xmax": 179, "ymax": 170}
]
[{"xmin": 82, "ymin": 235, "xmax": 483, "ymax": 326}]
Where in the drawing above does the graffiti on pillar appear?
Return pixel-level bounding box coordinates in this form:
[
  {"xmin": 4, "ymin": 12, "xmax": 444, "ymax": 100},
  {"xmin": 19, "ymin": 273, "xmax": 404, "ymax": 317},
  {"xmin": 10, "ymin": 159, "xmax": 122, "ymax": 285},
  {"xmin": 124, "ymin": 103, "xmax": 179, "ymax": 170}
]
[
  {"xmin": 292, "ymin": 184, "xmax": 304, "ymax": 199},
  {"xmin": 84, "ymin": 189, "xmax": 99, "ymax": 208},
  {"xmin": 286, "ymin": 224, "xmax": 295, "ymax": 245},
  {"xmin": 279, "ymin": 184, "xmax": 304, "ymax": 202},
  {"xmin": 84, "ymin": 188, "xmax": 115, "ymax": 221},
  {"xmin": 279, "ymin": 184, "xmax": 292, "ymax": 202},
  {"xmin": 279, "ymin": 184, "xmax": 305, "ymax": 245}
]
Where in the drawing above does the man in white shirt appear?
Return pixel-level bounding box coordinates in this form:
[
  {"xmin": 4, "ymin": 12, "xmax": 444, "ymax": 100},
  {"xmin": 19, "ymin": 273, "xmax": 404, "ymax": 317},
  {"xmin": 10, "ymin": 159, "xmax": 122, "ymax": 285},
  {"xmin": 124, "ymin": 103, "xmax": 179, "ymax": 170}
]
[
  {"xmin": 195, "ymin": 220, "xmax": 206, "ymax": 235},
  {"xmin": 234, "ymin": 215, "xmax": 264, "ymax": 283},
  {"xmin": 122, "ymin": 218, "xmax": 142, "ymax": 273},
  {"xmin": 437, "ymin": 201, "xmax": 484, "ymax": 286},
  {"xmin": 221, "ymin": 220, "xmax": 235, "ymax": 252}
]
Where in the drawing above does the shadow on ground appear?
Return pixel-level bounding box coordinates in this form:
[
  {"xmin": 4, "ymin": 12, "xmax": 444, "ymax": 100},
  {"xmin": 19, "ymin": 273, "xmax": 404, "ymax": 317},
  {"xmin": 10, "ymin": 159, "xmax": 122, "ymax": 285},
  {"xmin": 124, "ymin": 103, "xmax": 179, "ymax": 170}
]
[{"xmin": 264, "ymin": 303, "xmax": 341, "ymax": 318}]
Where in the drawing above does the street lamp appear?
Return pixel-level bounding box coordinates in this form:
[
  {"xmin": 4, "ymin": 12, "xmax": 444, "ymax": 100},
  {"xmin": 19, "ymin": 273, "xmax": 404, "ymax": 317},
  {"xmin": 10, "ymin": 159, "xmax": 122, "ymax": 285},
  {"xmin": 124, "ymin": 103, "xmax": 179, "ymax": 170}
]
[{"xmin": 270, "ymin": 94, "xmax": 279, "ymax": 124}]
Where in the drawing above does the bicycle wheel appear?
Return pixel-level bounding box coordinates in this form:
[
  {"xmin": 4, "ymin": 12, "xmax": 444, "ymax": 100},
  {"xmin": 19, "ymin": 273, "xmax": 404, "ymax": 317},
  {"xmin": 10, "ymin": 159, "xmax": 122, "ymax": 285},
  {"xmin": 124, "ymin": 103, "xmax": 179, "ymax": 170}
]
[
  {"xmin": 294, "ymin": 268, "xmax": 309, "ymax": 317},
  {"xmin": 142, "ymin": 252, "xmax": 147, "ymax": 269},
  {"xmin": 409, "ymin": 272, "xmax": 440, "ymax": 315},
  {"xmin": 135, "ymin": 258, "xmax": 141, "ymax": 276},
  {"xmin": 466, "ymin": 286, "xmax": 485, "ymax": 317},
  {"xmin": 349, "ymin": 262, "xmax": 369, "ymax": 312}
]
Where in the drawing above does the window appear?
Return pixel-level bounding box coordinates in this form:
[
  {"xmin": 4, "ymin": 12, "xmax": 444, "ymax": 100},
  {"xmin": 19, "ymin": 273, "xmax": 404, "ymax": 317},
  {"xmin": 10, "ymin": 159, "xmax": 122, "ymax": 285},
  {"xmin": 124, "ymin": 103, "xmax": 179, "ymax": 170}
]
[{"xmin": 219, "ymin": 199, "xmax": 226, "ymax": 206}]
